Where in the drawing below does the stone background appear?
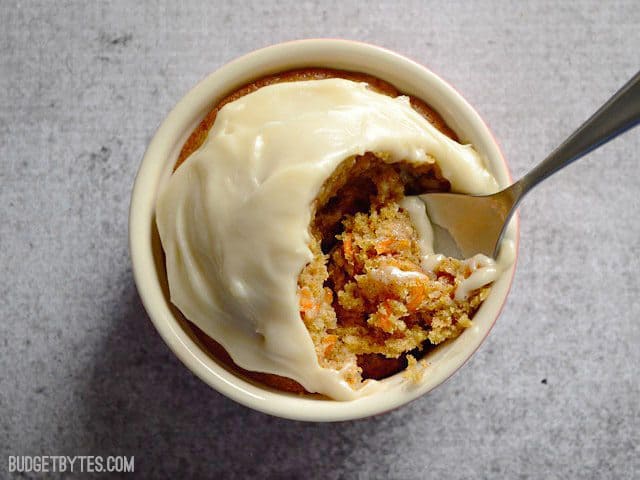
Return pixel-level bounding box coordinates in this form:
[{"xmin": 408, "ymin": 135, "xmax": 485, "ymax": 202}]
[{"xmin": 1, "ymin": 1, "xmax": 639, "ymax": 478}]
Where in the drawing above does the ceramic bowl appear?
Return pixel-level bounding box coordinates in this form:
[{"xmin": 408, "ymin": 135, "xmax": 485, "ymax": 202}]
[{"xmin": 129, "ymin": 39, "xmax": 518, "ymax": 421}]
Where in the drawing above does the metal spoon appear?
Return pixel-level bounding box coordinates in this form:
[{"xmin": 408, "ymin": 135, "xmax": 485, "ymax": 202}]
[{"xmin": 420, "ymin": 70, "xmax": 640, "ymax": 258}]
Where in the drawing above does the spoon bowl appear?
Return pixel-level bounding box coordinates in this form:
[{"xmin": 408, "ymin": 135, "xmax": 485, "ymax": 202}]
[{"xmin": 421, "ymin": 70, "xmax": 640, "ymax": 258}]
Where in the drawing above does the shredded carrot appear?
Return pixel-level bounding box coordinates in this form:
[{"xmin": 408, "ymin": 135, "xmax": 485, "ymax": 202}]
[
  {"xmin": 322, "ymin": 334, "xmax": 338, "ymax": 356},
  {"xmin": 375, "ymin": 238, "xmax": 394, "ymax": 254},
  {"xmin": 375, "ymin": 238, "xmax": 411, "ymax": 254},
  {"xmin": 343, "ymin": 234, "xmax": 353, "ymax": 258},
  {"xmin": 407, "ymin": 284, "xmax": 425, "ymax": 311},
  {"xmin": 378, "ymin": 316, "xmax": 393, "ymax": 332},
  {"xmin": 376, "ymin": 302, "xmax": 394, "ymax": 332},
  {"xmin": 298, "ymin": 287, "xmax": 317, "ymax": 317}
]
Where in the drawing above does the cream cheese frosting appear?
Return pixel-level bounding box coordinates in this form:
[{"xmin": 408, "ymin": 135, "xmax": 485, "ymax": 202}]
[
  {"xmin": 156, "ymin": 78, "xmax": 502, "ymax": 400},
  {"xmin": 400, "ymin": 196, "xmax": 515, "ymax": 301}
]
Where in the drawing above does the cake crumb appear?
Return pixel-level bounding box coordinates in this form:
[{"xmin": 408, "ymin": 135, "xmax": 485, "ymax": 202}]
[
  {"xmin": 403, "ymin": 354, "xmax": 427, "ymax": 383},
  {"xmin": 297, "ymin": 153, "xmax": 492, "ymax": 388}
]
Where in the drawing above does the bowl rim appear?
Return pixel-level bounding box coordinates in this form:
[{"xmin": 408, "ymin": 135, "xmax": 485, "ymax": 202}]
[{"xmin": 129, "ymin": 38, "xmax": 519, "ymax": 422}]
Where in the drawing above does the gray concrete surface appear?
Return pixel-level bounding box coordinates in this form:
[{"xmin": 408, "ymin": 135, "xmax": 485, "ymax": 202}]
[{"xmin": 1, "ymin": 1, "xmax": 639, "ymax": 478}]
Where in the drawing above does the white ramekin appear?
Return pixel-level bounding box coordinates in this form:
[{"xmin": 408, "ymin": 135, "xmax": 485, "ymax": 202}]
[{"xmin": 129, "ymin": 39, "xmax": 518, "ymax": 422}]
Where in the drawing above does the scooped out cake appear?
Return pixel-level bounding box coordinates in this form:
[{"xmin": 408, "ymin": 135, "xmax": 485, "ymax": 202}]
[{"xmin": 156, "ymin": 69, "xmax": 511, "ymax": 400}]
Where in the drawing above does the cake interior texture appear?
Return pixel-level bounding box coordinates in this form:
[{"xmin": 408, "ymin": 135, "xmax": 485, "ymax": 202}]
[
  {"xmin": 171, "ymin": 69, "xmax": 493, "ymax": 394},
  {"xmin": 298, "ymin": 153, "xmax": 490, "ymax": 385}
]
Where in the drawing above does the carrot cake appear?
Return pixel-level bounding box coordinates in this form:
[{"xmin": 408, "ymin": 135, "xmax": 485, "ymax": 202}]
[{"xmin": 155, "ymin": 69, "xmax": 508, "ymax": 400}]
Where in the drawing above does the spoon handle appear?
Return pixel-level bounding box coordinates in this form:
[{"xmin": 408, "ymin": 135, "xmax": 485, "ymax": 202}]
[{"xmin": 515, "ymin": 70, "xmax": 640, "ymax": 199}]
